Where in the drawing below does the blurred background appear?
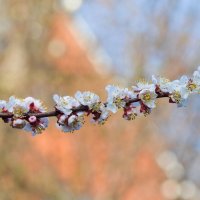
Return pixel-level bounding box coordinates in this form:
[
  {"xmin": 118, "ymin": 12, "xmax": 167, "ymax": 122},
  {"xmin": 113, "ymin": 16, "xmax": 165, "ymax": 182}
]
[{"xmin": 0, "ymin": 0, "xmax": 200, "ymax": 199}]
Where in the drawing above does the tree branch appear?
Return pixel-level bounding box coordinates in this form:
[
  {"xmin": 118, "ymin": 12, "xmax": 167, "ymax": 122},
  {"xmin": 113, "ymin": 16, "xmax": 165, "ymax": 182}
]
[{"xmin": 0, "ymin": 92, "xmax": 170, "ymax": 119}]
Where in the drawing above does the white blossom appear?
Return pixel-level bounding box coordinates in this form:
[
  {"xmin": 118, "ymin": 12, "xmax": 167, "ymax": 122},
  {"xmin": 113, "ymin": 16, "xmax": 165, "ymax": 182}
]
[
  {"xmin": 167, "ymin": 79, "xmax": 189, "ymax": 107},
  {"xmin": 132, "ymin": 80, "xmax": 158, "ymax": 109},
  {"xmin": 6, "ymin": 97, "xmax": 49, "ymax": 135},
  {"xmin": 23, "ymin": 117, "xmax": 48, "ymax": 136},
  {"xmin": 75, "ymin": 91, "xmax": 100, "ymax": 109},
  {"xmin": 6, "ymin": 96, "xmax": 46, "ymax": 116},
  {"xmin": 178, "ymin": 75, "xmax": 199, "ymax": 95},
  {"xmin": 23, "ymin": 97, "xmax": 49, "ymax": 135},
  {"xmin": 57, "ymin": 112, "xmax": 84, "ymax": 133},
  {"xmin": 91, "ymin": 104, "xmax": 109, "ymax": 124},
  {"xmin": 53, "ymin": 94, "xmax": 80, "ymax": 115},
  {"xmin": 106, "ymin": 85, "xmax": 136, "ymax": 113},
  {"xmin": 177, "ymin": 70, "xmax": 200, "ymax": 95},
  {"xmin": 6, "ymin": 96, "xmax": 28, "ymax": 117},
  {"xmin": 24, "ymin": 97, "xmax": 46, "ymax": 112},
  {"xmin": 152, "ymin": 75, "xmax": 171, "ymax": 93},
  {"xmin": 139, "ymin": 89, "xmax": 157, "ymax": 108}
]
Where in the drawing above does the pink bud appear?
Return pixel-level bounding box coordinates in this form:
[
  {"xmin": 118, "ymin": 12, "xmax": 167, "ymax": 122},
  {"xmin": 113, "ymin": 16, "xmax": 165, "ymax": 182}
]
[{"xmin": 29, "ymin": 116, "xmax": 37, "ymax": 123}]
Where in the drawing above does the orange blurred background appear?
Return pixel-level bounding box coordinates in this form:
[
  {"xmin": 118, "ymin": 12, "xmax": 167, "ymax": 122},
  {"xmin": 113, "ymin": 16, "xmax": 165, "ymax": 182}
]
[{"xmin": 0, "ymin": 1, "xmax": 200, "ymax": 199}]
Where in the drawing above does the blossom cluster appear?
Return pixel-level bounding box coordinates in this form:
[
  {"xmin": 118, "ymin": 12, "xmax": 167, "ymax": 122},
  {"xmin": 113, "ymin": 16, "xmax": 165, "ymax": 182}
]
[
  {"xmin": 0, "ymin": 96, "xmax": 48, "ymax": 136},
  {"xmin": 53, "ymin": 91, "xmax": 109, "ymax": 132},
  {"xmin": 0, "ymin": 67, "xmax": 200, "ymax": 135}
]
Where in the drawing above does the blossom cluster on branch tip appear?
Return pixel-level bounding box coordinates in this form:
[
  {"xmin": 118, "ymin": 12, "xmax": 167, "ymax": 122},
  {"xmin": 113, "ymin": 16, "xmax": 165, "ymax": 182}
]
[
  {"xmin": 0, "ymin": 97, "xmax": 48, "ymax": 136},
  {"xmin": 0, "ymin": 67, "xmax": 200, "ymax": 135}
]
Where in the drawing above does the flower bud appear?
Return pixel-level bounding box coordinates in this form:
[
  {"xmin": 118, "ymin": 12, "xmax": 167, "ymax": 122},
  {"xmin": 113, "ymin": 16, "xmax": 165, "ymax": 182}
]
[
  {"xmin": 12, "ymin": 119, "xmax": 26, "ymax": 129},
  {"xmin": 28, "ymin": 116, "xmax": 37, "ymax": 123}
]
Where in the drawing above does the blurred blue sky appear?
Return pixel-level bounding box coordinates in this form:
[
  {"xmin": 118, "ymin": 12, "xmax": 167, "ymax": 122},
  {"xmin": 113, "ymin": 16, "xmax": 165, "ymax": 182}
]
[{"xmin": 74, "ymin": 0, "xmax": 200, "ymax": 78}]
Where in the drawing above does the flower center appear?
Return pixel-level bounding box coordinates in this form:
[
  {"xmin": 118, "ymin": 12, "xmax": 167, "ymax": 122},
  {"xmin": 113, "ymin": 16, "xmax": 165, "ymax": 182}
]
[
  {"xmin": 70, "ymin": 116, "xmax": 84, "ymax": 127},
  {"xmin": 162, "ymin": 78, "xmax": 170, "ymax": 83},
  {"xmin": 61, "ymin": 100, "xmax": 68, "ymax": 107},
  {"xmin": 35, "ymin": 124, "xmax": 45, "ymax": 134},
  {"xmin": 114, "ymin": 97, "xmax": 123, "ymax": 108},
  {"xmin": 187, "ymin": 83, "xmax": 197, "ymax": 91},
  {"xmin": 13, "ymin": 106, "xmax": 26, "ymax": 117},
  {"xmin": 125, "ymin": 113, "xmax": 137, "ymax": 120},
  {"xmin": 172, "ymin": 91, "xmax": 181, "ymax": 103},
  {"xmin": 91, "ymin": 103, "xmax": 101, "ymax": 112},
  {"xmin": 84, "ymin": 96, "xmax": 91, "ymax": 102},
  {"xmin": 142, "ymin": 93, "xmax": 151, "ymax": 101}
]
